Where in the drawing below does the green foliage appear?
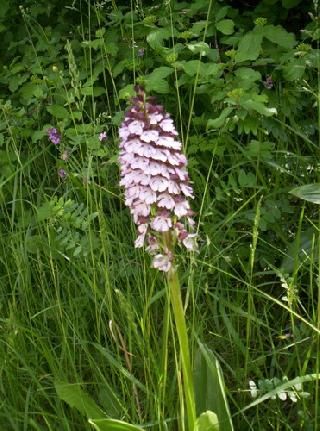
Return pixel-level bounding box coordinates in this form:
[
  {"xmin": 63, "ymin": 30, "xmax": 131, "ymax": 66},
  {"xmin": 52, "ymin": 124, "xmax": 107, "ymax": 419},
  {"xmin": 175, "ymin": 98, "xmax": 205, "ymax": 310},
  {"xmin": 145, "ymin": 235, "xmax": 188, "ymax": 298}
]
[
  {"xmin": 0, "ymin": 0, "xmax": 319, "ymax": 430},
  {"xmin": 194, "ymin": 341, "xmax": 233, "ymax": 431}
]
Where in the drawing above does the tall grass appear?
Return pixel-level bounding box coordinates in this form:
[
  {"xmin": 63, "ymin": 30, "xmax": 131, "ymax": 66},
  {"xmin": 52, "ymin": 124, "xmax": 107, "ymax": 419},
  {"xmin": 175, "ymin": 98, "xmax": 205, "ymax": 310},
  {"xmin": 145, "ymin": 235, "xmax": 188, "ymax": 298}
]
[{"xmin": 0, "ymin": 1, "xmax": 319, "ymax": 430}]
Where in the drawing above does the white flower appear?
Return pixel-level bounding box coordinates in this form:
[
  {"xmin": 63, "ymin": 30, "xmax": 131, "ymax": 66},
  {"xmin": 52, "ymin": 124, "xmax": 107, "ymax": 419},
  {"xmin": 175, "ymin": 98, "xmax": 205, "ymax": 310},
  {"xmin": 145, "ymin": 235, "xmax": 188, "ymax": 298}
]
[{"xmin": 152, "ymin": 254, "xmax": 171, "ymax": 272}]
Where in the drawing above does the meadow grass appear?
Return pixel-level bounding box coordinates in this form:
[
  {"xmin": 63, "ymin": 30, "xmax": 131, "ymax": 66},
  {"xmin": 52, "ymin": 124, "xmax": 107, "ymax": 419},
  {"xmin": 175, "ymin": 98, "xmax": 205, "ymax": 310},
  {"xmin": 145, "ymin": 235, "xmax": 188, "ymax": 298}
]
[{"xmin": 0, "ymin": 1, "xmax": 319, "ymax": 430}]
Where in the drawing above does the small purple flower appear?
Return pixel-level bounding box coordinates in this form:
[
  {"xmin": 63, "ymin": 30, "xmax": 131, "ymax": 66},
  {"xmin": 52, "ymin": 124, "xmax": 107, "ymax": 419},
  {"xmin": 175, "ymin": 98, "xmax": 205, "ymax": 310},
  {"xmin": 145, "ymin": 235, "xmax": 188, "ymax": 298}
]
[
  {"xmin": 119, "ymin": 86, "xmax": 197, "ymax": 272},
  {"xmin": 48, "ymin": 127, "xmax": 61, "ymax": 145},
  {"xmin": 58, "ymin": 168, "xmax": 67, "ymax": 179},
  {"xmin": 137, "ymin": 48, "xmax": 145, "ymax": 57},
  {"xmin": 99, "ymin": 131, "xmax": 107, "ymax": 142}
]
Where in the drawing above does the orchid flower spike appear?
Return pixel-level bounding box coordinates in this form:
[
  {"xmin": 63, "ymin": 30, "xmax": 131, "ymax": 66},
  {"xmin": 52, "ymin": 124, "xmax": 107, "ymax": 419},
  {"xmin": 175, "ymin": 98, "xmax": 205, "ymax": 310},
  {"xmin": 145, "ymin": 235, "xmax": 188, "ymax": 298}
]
[{"xmin": 119, "ymin": 86, "xmax": 197, "ymax": 272}]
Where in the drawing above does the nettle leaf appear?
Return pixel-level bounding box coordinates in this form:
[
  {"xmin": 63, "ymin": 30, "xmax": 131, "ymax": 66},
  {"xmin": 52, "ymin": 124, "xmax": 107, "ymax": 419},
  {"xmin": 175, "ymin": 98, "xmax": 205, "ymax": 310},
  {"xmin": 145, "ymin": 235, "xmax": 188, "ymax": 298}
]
[
  {"xmin": 216, "ymin": 19, "xmax": 234, "ymax": 35},
  {"xmin": 235, "ymin": 29, "xmax": 263, "ymax": 63},
  {"xmin": 263, "ymin": 25, "xmax": 295, "ymax": 49},
  {"xmin": 144, "ymin": 66, "xmax": 174, "ymax": 93},
  {"xmin": 234, "ymin": 68, "xmax": 261, "ymax": 83},
  {"xmin": 240, "ymin": 95, "xmax": 277, "ymax": 117},
  {"xmin": 47, "ymin": 105, "xmax": 69, "ymax": 119},
  {"xmin": 146, "ymin": 28, "xmax": 172, "ymax": 51},
  {"xmin": 290, "ymin": 183, "xmax": 320, "ymax": 204},
  {"xmin": 282, "ymin": 58, "xmax": 306, "ymax": 81},
  {"xmin": 180, "ymin": 61, "xmax": 222, "ymax": 78}
]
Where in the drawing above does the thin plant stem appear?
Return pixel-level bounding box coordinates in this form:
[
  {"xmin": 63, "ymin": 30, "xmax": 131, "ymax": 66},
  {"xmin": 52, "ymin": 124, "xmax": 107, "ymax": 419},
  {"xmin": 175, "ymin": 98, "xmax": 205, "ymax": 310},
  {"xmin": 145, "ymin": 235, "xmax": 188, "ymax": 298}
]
[{"xmin": 167, "ymin": 265, "xmax": 196, "ymax": 431}]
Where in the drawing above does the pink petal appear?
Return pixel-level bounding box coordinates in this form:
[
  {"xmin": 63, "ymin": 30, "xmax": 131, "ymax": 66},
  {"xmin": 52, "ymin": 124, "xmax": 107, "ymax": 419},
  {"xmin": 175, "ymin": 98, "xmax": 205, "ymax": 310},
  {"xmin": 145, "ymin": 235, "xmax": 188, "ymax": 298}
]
[
  {"xmin": 180, "ymin": 183, "xmax": 194, "ymax": 198},
  {"xmin": 149, "ymin": 113, "xmax": 164, "ymax": 124},
  {"xmin": 182, "ymin": 234, "xmax": 197, "ymax": 251},
  {"xmin": 139, "ymin": 187, "xmax": 157, "ymax": 204},
  {"xmin": 128, "ymin": 120, "xmax": 144, "ymax": 135},
  {"xmin": 174, "ymin": 199, "xmax": 190, "ymax": 217},
  {"xmin": 141, "ymin": 130, "xmax": 159, "ymax": 143},
  {"xmin": 167, "ymin": 181, "xmax": 180, "ymax": 194},
  {"xmin": 159, "ymin": 118, "xmax": 176, "ymax": 132},
  {"xmin": 150, "ymin": 176, "xmax": 170, "ymax": 193},
  {"xmin": 152, "ymin": 254, "xmax": 171, "ymax": 272},
  {"xmin": 157, "ymin": 136, "xmax": 181, "ymax": 150},
  {"xmin": 157, "ymin": 193, "xmax": 176, "ymax": 210},
  {"xmin": 135, "ymin": 234, "xmax": 145, "ymax": 248},
  {"xmin": 151, "ymin": 216, "xmax": 172, "ymax": 232}
]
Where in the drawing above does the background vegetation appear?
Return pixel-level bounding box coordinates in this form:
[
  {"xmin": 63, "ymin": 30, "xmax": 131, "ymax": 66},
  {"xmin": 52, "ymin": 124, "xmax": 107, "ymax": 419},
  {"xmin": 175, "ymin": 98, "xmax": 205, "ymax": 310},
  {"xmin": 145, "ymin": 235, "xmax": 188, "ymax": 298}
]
[{"xmin": 0, "ymin": 0, "xmax": 319, "ymax": 429}]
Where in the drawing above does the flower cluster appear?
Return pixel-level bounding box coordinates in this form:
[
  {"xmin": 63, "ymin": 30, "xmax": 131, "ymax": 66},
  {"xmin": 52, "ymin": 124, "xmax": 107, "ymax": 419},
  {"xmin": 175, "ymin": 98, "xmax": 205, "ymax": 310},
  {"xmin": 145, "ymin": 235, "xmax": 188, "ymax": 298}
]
[
  {"xmin": 119, "ymin": 86, "xmax": 196, "ymax": 272},
  {"xmin": 47, "ymin": 127, "xmax": 61, "ymax": 145}
]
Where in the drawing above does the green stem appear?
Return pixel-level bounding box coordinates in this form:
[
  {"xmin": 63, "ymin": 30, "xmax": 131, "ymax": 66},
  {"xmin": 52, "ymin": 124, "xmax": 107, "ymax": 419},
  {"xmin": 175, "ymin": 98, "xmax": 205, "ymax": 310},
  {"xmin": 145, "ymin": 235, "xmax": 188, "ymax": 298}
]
[{"xmin": 167, "ymin": 266, "xmax": 196, "ymax": 431}]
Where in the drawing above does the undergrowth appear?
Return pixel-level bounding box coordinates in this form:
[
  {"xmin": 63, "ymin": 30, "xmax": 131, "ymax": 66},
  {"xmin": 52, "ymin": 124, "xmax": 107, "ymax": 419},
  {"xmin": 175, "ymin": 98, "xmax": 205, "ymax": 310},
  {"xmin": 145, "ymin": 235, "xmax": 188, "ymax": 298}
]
[{"xmin": 0, "ymin": 0, "xmax": 319, "ymax": 430}]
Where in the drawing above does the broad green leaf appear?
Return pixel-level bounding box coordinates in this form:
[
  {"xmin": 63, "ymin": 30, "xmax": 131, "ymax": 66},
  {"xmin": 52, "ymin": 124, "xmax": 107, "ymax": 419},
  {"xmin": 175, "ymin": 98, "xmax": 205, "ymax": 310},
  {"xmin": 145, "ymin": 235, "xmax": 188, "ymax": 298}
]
[
  {"xmin": 194, "ymin": 341, "xmax": 234, "ymax": 431},
  {"xmin": 89, "ymin": 418, "xmax": 143, "ymax": 431},
  {"xmin": 119, "ymin": 84, "xmax": 135, "ymax": 100},
  {"xmin": 181, "ymin": 60, "xmax": 222, "ymax": 78},
  {"xmin": 144, "ymin": 67, "xmax": 174, "ymax": 94},
  {"xmin": 281, "ymin": 228, "xmax": 317, "ymax": 273},
  {"xmin": 146, "ymin": 28, "xmax": 172, "ymax": 51},
  {"xmin": 238, "ymin": 169, "xmax": 257, "ymax": 187},
  {"xmin": 47, "ymin": 105, "xmax": 69, "ymax": 119},
  {"xmin": 207, "ymin": 107, "xmax": 233, "ymax": 129},
  {"xmin": 282, "ymin": 59, "xmax": 306, "ymax": 81},
  {"xmin": 282, "ymin": 0, "xmax": 302, "ymax": 8},
  {"xmin": 187, "ymin": 42, "xmax": 210, "ymax": 56},
  {"xmin": 241, "ymin": 96, "xmax": 277, "ymax": 117},
  {"xmin": 234, "ymin": 67, "xmax": 261, "ymax": 82},
  {"xmin": 195, "ymin": 411, "xmax": 219, "ymax": 431},
  {"xmin": 215, "ymin": 6, "xmax": 230, "ymax": 22},
  {"xmin": 81, "ymin": 87, "xmax": 105, "ymax": 97},
  {"xmin": 263, "ymin": 25, "xmax": 295, "ymax": 49},
  {"xmin": 55, "ymin": 381, "xmax": 106, "ymax": 419},
  {"xmin": 32, "ymin": 130, "xmax": 46, "ymax": 143},
  {"xmin": 216, "ymin": 19, "xmax": 234, "ymax": 35},
  {"xmin": 235, "ymin": 30, "xmax": 263, "ymax": 62},
  {"xmin": 290, "ymin": 183, "xmax": 320, "ymax": 204}
]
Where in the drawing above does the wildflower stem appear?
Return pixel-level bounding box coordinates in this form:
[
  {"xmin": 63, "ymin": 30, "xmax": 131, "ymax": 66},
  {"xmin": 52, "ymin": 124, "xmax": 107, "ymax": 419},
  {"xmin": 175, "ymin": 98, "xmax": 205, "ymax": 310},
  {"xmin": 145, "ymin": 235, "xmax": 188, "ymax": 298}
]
[{"xmin": 167, "ymin": 265, "xmax": 196, "ymax": 431}]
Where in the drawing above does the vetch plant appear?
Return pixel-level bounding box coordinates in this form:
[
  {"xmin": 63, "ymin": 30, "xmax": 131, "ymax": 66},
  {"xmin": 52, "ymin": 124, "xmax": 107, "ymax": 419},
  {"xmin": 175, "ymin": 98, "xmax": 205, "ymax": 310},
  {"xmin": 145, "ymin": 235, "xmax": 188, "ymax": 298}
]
[
  {"xmin": 47, "ymin": 127, "xmax": 61, "ymax": 145},
  {"xmin": 119, "ymin": 86, "xmax": 198, "ymax": 429}
]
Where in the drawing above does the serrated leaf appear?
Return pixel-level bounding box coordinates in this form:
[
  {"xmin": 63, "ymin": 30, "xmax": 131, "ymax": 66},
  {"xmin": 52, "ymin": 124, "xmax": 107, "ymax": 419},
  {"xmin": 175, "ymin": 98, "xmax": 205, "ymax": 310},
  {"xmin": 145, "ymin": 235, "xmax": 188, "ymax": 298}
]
[
  {"xmin": 235, "ymin": 30, "xmax": 263, "ymax": 63},
  {"xmin": 195, "ymin": 411, "xmax": 219, "ymax": 431},
  {"xmin": 144, "ymin": 66, "xmax": 173, "ymax": 94},
  {"xmin": 47, "ymin": 105, "xmax": 69, "ymax": 119},
  {"xmin": 290, "ymin": 183, "xmax": 320, "ymax": 204},
  {"xmin": 216, "ymin": 19, "xmax": 234, "ymax": 35},
  {"xmin": 234, "ymin": 67, "xmax": 261, "ymax": 82},
  {"xmin": 263, "ymin": 25, "xmax": 295, "ymax": 49},
  {"xmin": 282, "ymin": 59, "xmax": 306, "ymax": 81},
  {"xmin": 146, "ymin": 28, "xmax": 172, "ymax": 51},
  {"xmin": 89, "ymin": 418, "xmax": 143, "ymax": 431},
  {"xmin": 241, "ymin": 97, "xmax": 277, "ymax": 117}
]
